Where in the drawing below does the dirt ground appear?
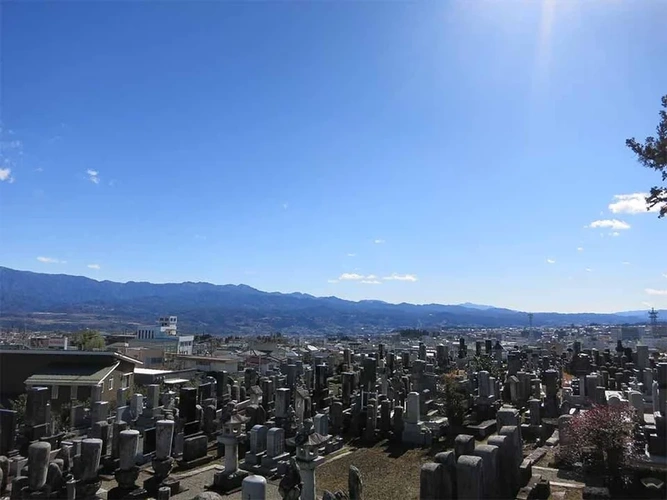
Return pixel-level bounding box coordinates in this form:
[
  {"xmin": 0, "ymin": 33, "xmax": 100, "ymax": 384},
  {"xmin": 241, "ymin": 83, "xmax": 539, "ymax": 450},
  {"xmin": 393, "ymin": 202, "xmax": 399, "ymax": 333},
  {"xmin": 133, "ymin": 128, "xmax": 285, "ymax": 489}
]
[{"xmin": 316, "ymin": 441, "xmax": 434, "ymax": 500}]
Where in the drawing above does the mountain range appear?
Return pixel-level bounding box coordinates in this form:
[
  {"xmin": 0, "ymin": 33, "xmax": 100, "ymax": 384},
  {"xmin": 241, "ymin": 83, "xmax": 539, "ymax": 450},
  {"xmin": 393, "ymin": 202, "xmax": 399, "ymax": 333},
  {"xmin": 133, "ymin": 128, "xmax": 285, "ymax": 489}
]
[{"xmin": 0, "ymin": 266, "xmax": 659, "ymax": 334}]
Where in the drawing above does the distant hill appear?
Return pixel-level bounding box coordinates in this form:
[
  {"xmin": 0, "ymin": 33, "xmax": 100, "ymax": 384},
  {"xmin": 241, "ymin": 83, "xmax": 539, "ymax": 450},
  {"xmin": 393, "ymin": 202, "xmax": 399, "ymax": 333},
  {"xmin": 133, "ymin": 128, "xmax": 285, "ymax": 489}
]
[{"xmin": 0, "ymin": 266, "xmax": 651, "ymax": 334}]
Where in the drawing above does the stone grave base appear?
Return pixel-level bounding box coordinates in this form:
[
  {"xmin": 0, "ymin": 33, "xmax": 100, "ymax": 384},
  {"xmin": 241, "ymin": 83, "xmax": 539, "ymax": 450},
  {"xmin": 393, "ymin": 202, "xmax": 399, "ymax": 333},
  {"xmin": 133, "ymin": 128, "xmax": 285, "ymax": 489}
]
[
  {"xmin": 402, "ymin": 422, "xmax": 432, "ymax": 447},
  {"xmin": 211, "ymin": 469, "xmax": 249, "ymax": 492},
  {"xmin": 177, "ymin": 455, "xmax": 214, "ymax": 471},
  {"xmin": 108, "ymin": 485, "xmax": 148, "ymax": 499},
  {"xmin": 465, "ymin": 419, "xmax": 496, "ymax": 439},
  {"xmin": 325, "ymin": 437, "xmax": 344, "ymax": 454},
  {"xmin": 143, "ymin": 476, "xmax": 183, "ymax": 497}
]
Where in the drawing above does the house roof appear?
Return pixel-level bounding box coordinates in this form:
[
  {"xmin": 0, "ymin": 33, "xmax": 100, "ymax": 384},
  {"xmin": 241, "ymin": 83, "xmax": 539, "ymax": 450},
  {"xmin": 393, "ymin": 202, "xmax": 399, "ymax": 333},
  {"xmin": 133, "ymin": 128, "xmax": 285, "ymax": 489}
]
[
  {"xmin": 0, "ymin": 349, "xmax": 143, "ymax": 366},
  {"xmin": 24, "ymin": 362, "xmax": 119, "ymax": 387}
]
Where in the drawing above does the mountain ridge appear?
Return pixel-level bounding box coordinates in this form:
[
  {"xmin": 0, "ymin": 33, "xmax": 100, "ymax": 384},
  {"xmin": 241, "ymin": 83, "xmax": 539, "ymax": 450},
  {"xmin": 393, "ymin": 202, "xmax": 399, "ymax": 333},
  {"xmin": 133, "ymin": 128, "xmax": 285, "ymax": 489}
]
[{"xmin": 0, "ymin": 266, "xmax": 658, "ymax": 334}]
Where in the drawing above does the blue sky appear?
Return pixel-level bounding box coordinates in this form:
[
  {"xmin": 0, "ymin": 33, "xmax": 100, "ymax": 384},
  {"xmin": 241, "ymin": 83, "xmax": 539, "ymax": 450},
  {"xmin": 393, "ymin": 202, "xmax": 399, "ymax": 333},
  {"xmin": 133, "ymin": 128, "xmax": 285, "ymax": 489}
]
[{"xmin": 1, "ymin": 1, "xmax": 666, "ymax": 313}]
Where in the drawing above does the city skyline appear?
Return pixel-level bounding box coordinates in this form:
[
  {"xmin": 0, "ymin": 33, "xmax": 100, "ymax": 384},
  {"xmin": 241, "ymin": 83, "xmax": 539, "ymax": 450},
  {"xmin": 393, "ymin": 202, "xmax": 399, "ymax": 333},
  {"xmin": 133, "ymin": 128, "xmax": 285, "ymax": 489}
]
[{"xmin": 1, "ymin": 1, "xmax": 667, "ymax": 313}]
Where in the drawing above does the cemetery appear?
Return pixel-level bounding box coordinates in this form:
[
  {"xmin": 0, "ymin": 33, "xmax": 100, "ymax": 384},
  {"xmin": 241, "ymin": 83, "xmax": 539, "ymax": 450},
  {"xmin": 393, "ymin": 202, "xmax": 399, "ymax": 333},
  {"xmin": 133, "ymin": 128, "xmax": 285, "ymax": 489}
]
[{"xmin": 0, "ymin": 338, "xmax": 666, "ymax": 499}]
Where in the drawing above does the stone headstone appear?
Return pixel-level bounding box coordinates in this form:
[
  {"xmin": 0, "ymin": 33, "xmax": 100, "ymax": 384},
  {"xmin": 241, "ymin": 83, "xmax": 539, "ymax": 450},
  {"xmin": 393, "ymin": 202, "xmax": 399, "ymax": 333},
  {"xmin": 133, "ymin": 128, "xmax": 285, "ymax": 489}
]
[
  {"xmin": 454, "ymin": 434, "xmax": 475, "ymax": 458},
  {"xmin": 0, "ymin": 409, "xmax": 17, "ymax": 455},
  {"xmin": 155, "ymin": 420, "xmax": 175, "ymax": 460},
  {"xmin": 179, "ymin": 388, "xmax": 197, "ymax": 422},
  {"xmin": 28, "ymin": 441, "xmax": 51, "ymax": 490},
  {"xmin": 457, "ymin": 455, "xmax": 484, "ymax": 500},
  {"xmin": 183, "ymin": 435, "xmax": 208, "ymax": 462},
  {"xmin": 266, "ymin": 427, "xmax": 285, "ymax": 458}
]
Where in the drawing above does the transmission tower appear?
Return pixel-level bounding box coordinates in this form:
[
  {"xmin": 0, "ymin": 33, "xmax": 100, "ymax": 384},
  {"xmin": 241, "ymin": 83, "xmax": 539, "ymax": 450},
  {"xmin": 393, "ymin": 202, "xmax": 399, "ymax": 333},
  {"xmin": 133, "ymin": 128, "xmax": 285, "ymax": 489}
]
[
  {"xmin": 649, "ymin": 307, "xmax": 659, "ymax": 333},
  {"xmin": 528, "ymin": 313, "xmax": 534, "ymax": 332}
]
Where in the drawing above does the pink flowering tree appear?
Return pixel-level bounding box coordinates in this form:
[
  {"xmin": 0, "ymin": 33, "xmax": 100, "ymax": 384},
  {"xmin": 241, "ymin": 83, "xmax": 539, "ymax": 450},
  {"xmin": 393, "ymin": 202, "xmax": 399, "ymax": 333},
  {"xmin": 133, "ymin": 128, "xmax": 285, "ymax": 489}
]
[{"xmin": 558, "ymin": 403, "xmax": 636, "ymax": 479}]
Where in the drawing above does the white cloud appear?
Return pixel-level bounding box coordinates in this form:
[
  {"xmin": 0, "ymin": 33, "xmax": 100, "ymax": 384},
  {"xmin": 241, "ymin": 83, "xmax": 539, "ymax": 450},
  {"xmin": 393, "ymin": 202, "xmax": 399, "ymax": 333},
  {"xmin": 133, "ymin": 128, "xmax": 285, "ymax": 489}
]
[
  {"xmin": 282, "ymin": 202, "xmax": 289, "ymax": 210},
  {"xmin": 0, "ymin": 168, "xmax": 14, "ymax": 183},
  {"xmin": 610, "ymin": 231, "xmax": 620, "ymax": 237},
  {"xmin": 37, "ymin": 256, "xmax": 64, "ymax": 264},
  {"xmin": 546, "ymin": 259, "xmax": 555, "ymax": 264},
  {"xmin": 361, "ymin": 280, "xmax": 382, "ymax": 284},
  {"xmin": 642, "ymin": 301, "xmax": 653, "ymax": 308},
  {"xmin": 577, "ymin": 247, "xmax": 584, "ymax": 252},
  {"xmin": 87, "ymin": 264, "xmax": 101, "ymax": 270},
  {"xmin": 347, "ymin": 253, "xmax": 356, "ymax": 257},
  {"xmin": 86, "ymin": 169, "xmax": 100, "ymax": 184},
  {"xmin": 374, "ymin": 239, "xmax": 385, "ymax": 244},
  {"xmin": 608, "ymin": 193, "xmax": 660, "ymax": 214},
  {"xmin": 585, "ymin": 268, "xmax": 592, "ymax": 272},
  {"xmin": 623, "ymin": 261, "xmax": 631, "ymax": 265},
  {"xmin": 365, "ymin": 274, "xmax": 378, "ymax": 280},
  {"xmin": 587, "ymin": 219, "xmax": 630, "ymax": 230},
  {"xmin": 383, "ymin": 273, "xmax": 418, "ymax": 282},
  {"xmin": 339, "ymin": 273, "xmax": 365, "ymax": 281},
  {"xmin": 663, "ymin": 273, "xmax": 667, "ymax": 279},
  {"xmin": 646, "ymin": 288, "xmax": 667, "ymax": 296},
  {"xmin": 327, "ymin": 279, "xmax": 339, "ymax": 284}
]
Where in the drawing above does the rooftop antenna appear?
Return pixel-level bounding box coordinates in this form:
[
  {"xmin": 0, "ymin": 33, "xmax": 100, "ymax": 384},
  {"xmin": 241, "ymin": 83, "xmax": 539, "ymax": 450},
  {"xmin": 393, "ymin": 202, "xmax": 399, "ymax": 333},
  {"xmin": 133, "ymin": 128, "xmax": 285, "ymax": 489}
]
[{"xmin": 649, "ymin": 307, "xmax": 659, "ymax": 333}]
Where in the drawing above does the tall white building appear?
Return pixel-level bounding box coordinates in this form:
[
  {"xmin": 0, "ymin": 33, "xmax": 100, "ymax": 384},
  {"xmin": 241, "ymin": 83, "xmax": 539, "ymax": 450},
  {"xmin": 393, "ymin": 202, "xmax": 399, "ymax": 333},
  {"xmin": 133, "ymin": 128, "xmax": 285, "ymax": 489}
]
[{"xmin": 134, "ymin": 315, "xmax": 193, "ymax": 355}]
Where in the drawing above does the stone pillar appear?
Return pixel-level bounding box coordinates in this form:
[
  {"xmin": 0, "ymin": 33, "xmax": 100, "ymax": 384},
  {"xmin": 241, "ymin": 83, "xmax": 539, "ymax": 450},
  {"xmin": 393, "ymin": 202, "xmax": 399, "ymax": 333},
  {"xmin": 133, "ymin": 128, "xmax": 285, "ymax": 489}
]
[
  {"xmin": 156, "ymin": 420, "xmax": 175, "ymax": 460},
  {"xmin": 131, "ymin": 393, "xmax": 144, "ymax": 417},
  {"xmin": 222, "ymin": 435, "xmax": 239, "ymax": 473},
  {"xmin": 28, "ymin": 441, "xmax": 51, "ymax": 491},
  {"xmin": 275, "ymin": 388, "xmax": 290, "ymax": 419},
  {"xmin": 242, "ymin": 474, "xmax": 267, "ymax": 499},
  {"xmin": 81, "ymin": 438, "xmax": 103, "ymax": 481},
  {"xmin": 529, "ymin": 399, "xmax": 541, "ymax": 426},
  {"xmin": 119, "ymin": 430, "xmax": 139, "ymax": 470},
  {"xmin": 405, "ymin": 392, "xmax": 420, "ymax": 424},
  {"xmin": 111, "ymin": 430, "xmax": 144, "ymax": 498},
  {"xmin": 298, "ymin": 459, "xmax": 319, "ymax": 500},
  {"xmin": 147, "ymin": 385, "xmax": 160, "ymax": 410}
]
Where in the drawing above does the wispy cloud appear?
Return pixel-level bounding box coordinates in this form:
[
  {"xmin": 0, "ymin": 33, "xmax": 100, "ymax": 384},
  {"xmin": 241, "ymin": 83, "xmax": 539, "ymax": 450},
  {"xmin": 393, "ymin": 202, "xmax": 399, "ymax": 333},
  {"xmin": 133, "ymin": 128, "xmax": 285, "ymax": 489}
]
[
  {"xmin": 86, "ymin": 169, "xmax": 100, "ymax": 184},
  {"xmin": 546, "ymin": 258, "xmax": 555, "ymax": 264},
  {"xmin": 282, "ymin": 202, "xmax": 289, "ymax": 210},
  {"xmin": 194, "ymin": 234, "xmax": 207, "ymax": 240},
  {"xmin": 374, "ymin": 239, "xmax": 385, "ymax": 244},
  {"xmin": 608, "ymin": 193, "xmax": 660, "ymax": 214},
  {"xmin": 585, "ymin": 268, "xmax": 592, "ymax": 272},
  {"xmin": 646, "ymin": 288, "xmax": 667, "ymax": 296},
  {"xmin": 383, "ymin": 273, "xmax": 418, "ymax": 282},
  {"xmin": 663, "ymin": 273, "xmax": 667, "ymax": 279},
  {"xmin": 361, "ymin": 280, "xmax": 382, "ymax": 284},
  {"xmin": 339, "ymin": 273, "xmax": 366, "ymax": 281},
  {"xmin": 642, "ymin": 301, "xmax": 653, "ymax": 308},
  {"xmin": 587, "ymin": 219, "xmax": 630, "ymax": 230},
  {"xmin": 0, "ymin": 168, "xmax": 14, "ymax": 183},
  {"xmin": 327, "ymin": 279, "xmax": 339, "ymax": 284},
  {"xmin": 610, "ymin": 231, "xmax": 620, "ymax": 237},
  {"xmin": 87, "ymin": 264, "xmax": 101, "ymax": 270},
  {"xmin": 577, "ymin": 247, "xmax": 584, "ymax": 252},
  {"xmin": 623, "ymin": 261, "xmax": 631, "ymax": 265},
  {"xmin": 37, "ymin": 256, "xmax": 65, "ymax": 264},
  {"xmin": 346, "ymin": 253, "xmax": 356, "ymax": 257}
]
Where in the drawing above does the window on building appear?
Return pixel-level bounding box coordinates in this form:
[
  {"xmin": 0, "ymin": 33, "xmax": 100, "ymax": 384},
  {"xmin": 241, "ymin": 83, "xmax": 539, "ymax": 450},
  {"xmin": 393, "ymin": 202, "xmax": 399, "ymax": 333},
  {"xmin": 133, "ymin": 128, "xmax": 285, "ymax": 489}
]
[
  {"xmin": 107, "ymin": 377, "xmax": 113, "ymax": 391},
  {"xmin": 51, "ymin": 385, "xmax": 59, "ymax": 399},
  {"xmin": 71, "ymin": 385, "xmax": 78, "ymax": 400}
]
